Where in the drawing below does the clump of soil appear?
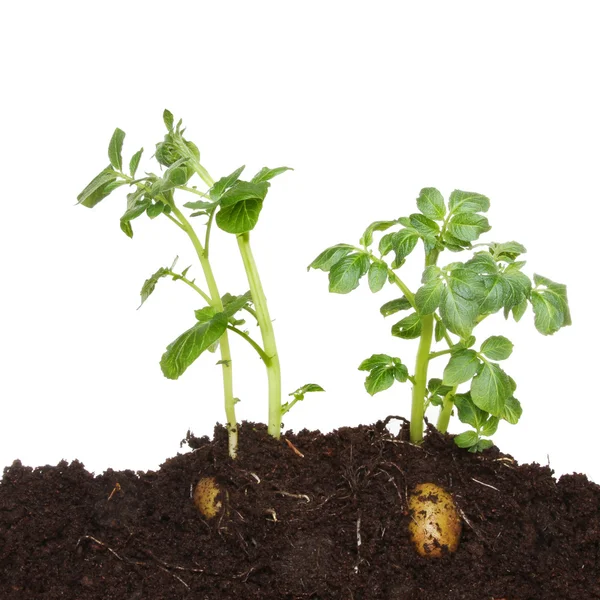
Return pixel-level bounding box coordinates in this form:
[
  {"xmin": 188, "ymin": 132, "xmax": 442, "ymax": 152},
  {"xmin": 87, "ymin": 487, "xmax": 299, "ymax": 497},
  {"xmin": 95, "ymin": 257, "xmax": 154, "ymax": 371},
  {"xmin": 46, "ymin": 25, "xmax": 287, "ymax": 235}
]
[{"xmin": 1, "ymin": 419, "xmax": 599, "ymax": 599}]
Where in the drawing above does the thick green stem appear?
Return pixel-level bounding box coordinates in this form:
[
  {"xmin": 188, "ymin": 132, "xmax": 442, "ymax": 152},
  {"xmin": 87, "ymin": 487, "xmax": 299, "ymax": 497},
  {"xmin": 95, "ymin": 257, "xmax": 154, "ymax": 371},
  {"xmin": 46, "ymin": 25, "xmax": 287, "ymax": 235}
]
[
  {"xmin": 410, "ymin": 250, "xmax": 439, "ymax": 444},
  {"xmin": 410, "ymin": 314, "xmax": 434, "ymax": 443},
  {"xmin": 170, "ymin": 205, "xmax": 238, "ymax": 458},
  {"xmin": 236, "ymin": 232, "xmax": 282, "ymax": 438}
]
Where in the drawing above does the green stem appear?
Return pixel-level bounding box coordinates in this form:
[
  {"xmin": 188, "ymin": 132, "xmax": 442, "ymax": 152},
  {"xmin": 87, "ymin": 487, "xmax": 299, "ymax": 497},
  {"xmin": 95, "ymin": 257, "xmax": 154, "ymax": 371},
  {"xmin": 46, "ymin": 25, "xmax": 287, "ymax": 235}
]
[
  {"xmin": 429, "ymin": 348, "xmax": 453, "ymax": 360},
  {"xmin": 170, "ymin": 205, "xmax": 238, "ymax": 458},
  {"xmin": 436, "ymin": 388, "xmax": 457, "ymax": 433},
  {"xmin": 410, "ymin": 250, "xmax": 439, "ymax": 444},
  {"xmin": 226, "ymin": 325, "xmax": 270, "ymax": 363},
  {"xmin": 164, "ymin": 269, "xmax": 212, "ymax": 304},
  {"xmin": 236, "ymin": 232, "xmax": 282, "ymax": 438}
]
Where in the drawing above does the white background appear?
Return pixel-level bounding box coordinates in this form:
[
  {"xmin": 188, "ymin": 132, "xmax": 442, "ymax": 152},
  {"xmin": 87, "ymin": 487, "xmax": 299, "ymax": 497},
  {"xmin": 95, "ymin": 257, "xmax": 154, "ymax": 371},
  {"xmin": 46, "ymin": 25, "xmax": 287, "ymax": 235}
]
[{"xmin": 1, "ymin": 2, "xmax": 598, "ymax": 483}]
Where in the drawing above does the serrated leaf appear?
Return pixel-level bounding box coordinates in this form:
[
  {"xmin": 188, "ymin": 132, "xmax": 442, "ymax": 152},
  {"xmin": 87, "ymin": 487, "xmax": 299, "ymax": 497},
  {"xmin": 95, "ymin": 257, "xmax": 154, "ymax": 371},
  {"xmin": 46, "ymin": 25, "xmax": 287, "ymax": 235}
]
[
  {"xmin": 470, "ymin": 362, "xmax": 511, "ymax": 416},
  {"xmin": 439, "ymin": 285, "xmax": 478, "ymax": 338},
  {"xmin": 443, "ymin": 350, "xmax": 480, "ymax": 386},
  {"xmin": 368, "ymin": 260, "xmax": 388, "ymax": 293},
  {"xmin": 360, "ymin": 220, "xmax": 398, "ymax": 247},
  {"xmin": 328, "ymin": 253, "xmax": 370, "ymax": 294},
  {"xmin": 308, "ymin": 244, "xmax": 355, "ymax": 272},
  {"xmin": 160, "ymin": 313, "xmax": 228, "ymax": 380},
  {"xmin": 77, "ymin": 166, "xmax": 119, "ymax": 208},
  {"xmin": 251, "ymin": 166, "xmax": 292, "ymax": 184},
  {"xmin": 416, "ymin": 187, "xmax": 446, "ymax": 221},
  {"xmin": 448, "ymin": 190, "xmax": 490, "ymax": 214},
  {"xmin": 391, "ymin": 312, "xmax": 422, "ymax": 339},
  {"xmin": 129, "ymin": 148, "xmax": 143, "ymax": 177},
  {"xmin": 415, "ymin": 279, "xmax": 443, "ymax": 315},
  {"xmin": 454, "ymin": 393, "xmax": 488, "ymax": 430},
  {"xmin": 210, "ymin": 165, "xmax": 246, "ymax": 201},
  {"xmin": 108, "ymin": 128, "xmax": 126, "ymax": 171},
  {"xmin": 409, "ymin": 213, "xmax": 439, "ymax": 237},
  {"xmin": 502, "ymin": 395, "xmax": 523, "ymax": 424},
  {"xmin": 480, "ymin": 336, "xmax": 513, "ymax": 360},
  {"xmin": 454, "ymin": 430, "xmax": 480, "ymax": 449},
  {"xmin": 448, "ymin": 213, "xmax": 491, "ymax": 242},
  {"xmin": 380, "ymin": 297, "xmax": 412, "ymax": 317},
  {"xmin": 359, "ymin": 355, "xmax": 408, "ymax": 395},
  {"xmin": 139, "ymin": 266, "xmax": 169, "ymax": 307}
]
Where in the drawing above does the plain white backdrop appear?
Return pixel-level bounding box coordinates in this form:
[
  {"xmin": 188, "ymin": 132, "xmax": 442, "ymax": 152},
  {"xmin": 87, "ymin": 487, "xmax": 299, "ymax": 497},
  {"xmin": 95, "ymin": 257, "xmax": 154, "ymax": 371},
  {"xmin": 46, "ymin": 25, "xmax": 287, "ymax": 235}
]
[{"xmin": 1, "ymin": 2, "xmax": 598, "ymax": 483}]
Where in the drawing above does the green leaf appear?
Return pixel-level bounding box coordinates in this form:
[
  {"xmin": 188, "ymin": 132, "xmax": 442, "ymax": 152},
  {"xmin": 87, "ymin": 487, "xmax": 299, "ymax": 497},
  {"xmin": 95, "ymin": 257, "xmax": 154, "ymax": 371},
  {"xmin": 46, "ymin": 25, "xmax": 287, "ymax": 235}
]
[
  {"xmin": 464, "ymin": 252, "xmax": 498, "ymax": 275},
  {"xmin": 422, "ymin": 265, "xmax": 442, "ymax": 283},
  {"xmin": 501, "ymin": 269, "xmax": 532, "ymax": 310},
  {"xmin": 358, "ymin": 354, "xmax": 408, "ymax": 395},
  {"xmin": 194, "ymin": 306, "xmax": 218, "ymax": 322},
  {"xmin": 221, "ymin": 291, "xmax": 252, "ymax": 319},
  {"xmin": 219, "ymin": 181, "xmax": 269, "ymax": 206},
  {"xmin": 251, "ymin": 166, "xmax": 292, "ymax": 184},
  {"xmin": 160, "ymin": 313, "xmax": 228, "ymax": 380},
  {"xmin": 531, "ymin": 274, "xmax": 571, "ymax": 334},
  {"xmin": 216, "ymin": 199, "xmax": 263, "ymax": 233},
  {"xmin": 447, "ymin": 213, "xmax": 491, "ymax": 242},
  {"xmin": 428, "ymin": 378, "xmax": 453, "ymax": 396},
  {"xmin": 490, "ymin": 241, "xmax": 527, "ymax": 262},
  {"xmin": 416, "ymin": 187, "xmax": 446, "ymax": 221},
  {"xmin": 454, "ymin": 430, "xmax": 479, "ymax": 449},
  {"xmin": 120, "ymin": 189, "xmax": 151, "ymax": 233},
  {"xmin": 368, "ymin": 260, "xmax": 388, "ymax": 293},
  {"xmin": 209, "ymin": 165, "xmax": 245, "ymax": 201},
  {"xmin": 139, "ymin": 266, "xmax": 169, "ymax": 307},
  {"xmin": 443, "ymin": 350, "xmax": 481, "ymax": 386},
  {"xmin": 77, "ymin": 166, "xmax": 119, "ymax": 208},
  {"xmin": 435, "ymin": 319, "xmax": 446, "ymax": 342},
  {"xmin": 163, "ymin": 109, "xmax": 174, "ymax": 131},
  {"xmin": 129, "ymin": 148, "xmax": 144, "ymax": 178},
  {"xmin": 328, "ymin": 253, "xmax": 370, "ymax": 294},
  {"xmin": 480, "ymin": 336, "xmax": 513, "ymax": 360},
  {"xmin": 481, "ymin": 416, "xmax": 500, "ymax": 437},
  {"xmin": 108, "ymin": 128, "xmax": 126, "ymax": 171},
  {"xmin": 360, "ymin": 220, "xmax": 398, "ymax": 247},
  {"xmin": 389, "ymin": 228, "xmax": 420, "ymax": 263},
  {"xmin": 308, "ymin": 244, "xmax": 355, "ymax": 272},
  {"xmin": 415, "ymin": 279, "xmax": 444, "ymax": 315},
  {"xmin": 448, "ymin": 190, "xmax": 490, "ymax": 215},
  {"xmin": 454, "ymin": 392, "xmax": 488, "ymax": 430},
  {"xmin": 470, "ymin": 362, "xmax": 511, "ymax": 416},
  {"xmin": 380, "ymin": 297, "xmax": 412, "ymax": 317},
  {"xmin": 448, "ymin": 268, "xmax": 486, "ymax": 301},
  {"xmin": 183, "ymin": 198, "xmax": 217, "ymax": 211},
  {"xmin": 442, "ymin": 231, "xmax": 472, "ymax": 252},
  {"xmin": 290, "ymin": 383, "xmax": 325, "ymax": 397},
  {"xmin": 502, "ymin": 395, "xmax": 523, "ymax": 424},
  {"xmin": 439, "ymin": 285, "xmax": 478, "ymax": 338},
  {"xmin": 510, "ymin": 298, "xmax": 528, "ymax": 322},
  {"xmin": 409, "ymin": 213, "xmax": 440, "ymax": 237},
  {"xmin": 146, "ymin": 202, "xmax": 165, "ymax": 219},
  {"xmin": 478, "ymin": 274, "xmax": 506, "ymax": 315},
  {"xmin": 391, "ymin": 312, "xmax": 422, "ymax": 339},
  {"xmin": 474, "ymin": 439, "xmax": 494, "ymax": 452}
]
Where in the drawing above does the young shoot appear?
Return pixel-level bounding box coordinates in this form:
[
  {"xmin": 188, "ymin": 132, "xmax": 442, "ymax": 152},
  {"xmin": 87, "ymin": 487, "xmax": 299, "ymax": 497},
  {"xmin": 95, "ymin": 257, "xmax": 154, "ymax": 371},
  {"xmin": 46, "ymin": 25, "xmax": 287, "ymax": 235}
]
[
  {"xmin": 77, "ymin": 110, "xmax": 322, "ymax": 457},
  {"xmin": 310, "ymin": 188, "xmax": 570, "ymax": 451}
]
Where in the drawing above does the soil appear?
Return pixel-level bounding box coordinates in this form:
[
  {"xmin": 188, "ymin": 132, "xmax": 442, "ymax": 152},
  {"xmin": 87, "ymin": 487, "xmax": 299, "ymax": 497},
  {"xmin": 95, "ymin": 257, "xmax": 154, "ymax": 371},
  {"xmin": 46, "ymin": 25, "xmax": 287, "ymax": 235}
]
[{"xmin": 1, "ymin": 419, "xmax": 599, "ymax": 599}]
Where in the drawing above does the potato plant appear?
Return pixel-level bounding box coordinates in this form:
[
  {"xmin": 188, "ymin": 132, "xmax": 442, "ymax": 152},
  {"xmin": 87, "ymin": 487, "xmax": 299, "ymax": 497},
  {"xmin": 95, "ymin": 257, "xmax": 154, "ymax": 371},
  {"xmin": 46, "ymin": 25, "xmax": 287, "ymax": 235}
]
[
  {"xmin": 310, "ymin": 189, "xmax": 570, "ymax": 450},
  {"xmin": 77, "ymin": 111, "xmax": 323, "ymax": 458}
]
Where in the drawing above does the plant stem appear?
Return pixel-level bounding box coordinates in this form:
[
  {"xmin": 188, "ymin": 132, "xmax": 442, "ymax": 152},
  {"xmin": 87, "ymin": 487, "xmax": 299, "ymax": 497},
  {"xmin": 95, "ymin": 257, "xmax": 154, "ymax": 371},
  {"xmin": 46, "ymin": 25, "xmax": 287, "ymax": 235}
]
[
  {"xmin": 170, "ymin": 205, "xmax": 238, "ymax": 458},
  {"xmin": 236, "ymin": 232, "xmax": 282, "ymax": 438},
  {"xmin": 436, "ymin": 388, "xmax": 457, "ymax": 433},
  {"xmin": 226, "ymin": 325, "xmax": 270, "ymax": 363},
  {"xmin": 410, "ymin": 250, "xmax": 439, "ymax": 444}
]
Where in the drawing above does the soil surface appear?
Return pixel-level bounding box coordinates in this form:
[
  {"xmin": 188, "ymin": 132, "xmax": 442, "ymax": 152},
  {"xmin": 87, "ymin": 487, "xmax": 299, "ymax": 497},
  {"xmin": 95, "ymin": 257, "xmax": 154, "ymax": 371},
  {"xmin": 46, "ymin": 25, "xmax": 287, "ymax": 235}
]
[{"xmin": 1, "ymin": 419, "xmax": 599, "ymax": 599}]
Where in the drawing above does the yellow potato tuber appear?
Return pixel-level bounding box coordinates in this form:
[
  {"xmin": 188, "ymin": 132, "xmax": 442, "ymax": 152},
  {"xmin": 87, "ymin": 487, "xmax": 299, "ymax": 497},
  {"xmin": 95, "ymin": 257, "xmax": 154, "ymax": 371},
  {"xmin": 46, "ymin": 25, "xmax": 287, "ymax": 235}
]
[
  {"xmin": 408, "ymin": 482, "xmax": 461, "ymax": 557},
  {"xmin": 193, "ymin": 477, "xmax": 224, "ymax": 519}
]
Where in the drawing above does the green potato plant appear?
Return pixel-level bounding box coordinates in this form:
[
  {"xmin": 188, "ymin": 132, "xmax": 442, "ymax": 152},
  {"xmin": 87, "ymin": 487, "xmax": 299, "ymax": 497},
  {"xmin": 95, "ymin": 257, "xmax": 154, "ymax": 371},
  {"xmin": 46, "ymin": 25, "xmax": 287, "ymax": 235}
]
[
  {"xmin": 77, "ymin": 110, "xmax": 323, "ymax": 458},
  {"xmin": 310, "ymin": 188, "xmax": 570, "ymax": 451}
]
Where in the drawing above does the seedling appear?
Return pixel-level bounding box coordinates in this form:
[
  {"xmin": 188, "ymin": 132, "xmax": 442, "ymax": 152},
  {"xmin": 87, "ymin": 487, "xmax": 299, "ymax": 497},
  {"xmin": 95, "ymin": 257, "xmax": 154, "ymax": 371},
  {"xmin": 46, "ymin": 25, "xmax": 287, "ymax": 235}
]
[
  {"xmin": 77, "ymin": 111, "xmax": 323, "ymax": 458},
  {"xmin": 310, "ymin": 189, "xmax": 570, "ymax": 450}
]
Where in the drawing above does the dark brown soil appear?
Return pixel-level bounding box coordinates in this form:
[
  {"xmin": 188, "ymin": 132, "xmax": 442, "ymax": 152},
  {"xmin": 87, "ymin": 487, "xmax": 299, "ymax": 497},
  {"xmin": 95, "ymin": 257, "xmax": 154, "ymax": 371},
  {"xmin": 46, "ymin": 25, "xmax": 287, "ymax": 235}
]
[{"xmin": 1, "ymin": 419, "xmax": 599, "ymax": 599}]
